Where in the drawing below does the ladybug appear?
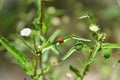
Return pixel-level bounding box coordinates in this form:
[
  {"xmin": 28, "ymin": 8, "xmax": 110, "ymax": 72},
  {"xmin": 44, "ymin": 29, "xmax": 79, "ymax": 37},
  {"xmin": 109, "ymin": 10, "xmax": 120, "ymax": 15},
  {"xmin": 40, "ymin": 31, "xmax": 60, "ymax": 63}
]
[{"xmin": 58, "ymin": 38, "xmax": 64, "ymax": 43}]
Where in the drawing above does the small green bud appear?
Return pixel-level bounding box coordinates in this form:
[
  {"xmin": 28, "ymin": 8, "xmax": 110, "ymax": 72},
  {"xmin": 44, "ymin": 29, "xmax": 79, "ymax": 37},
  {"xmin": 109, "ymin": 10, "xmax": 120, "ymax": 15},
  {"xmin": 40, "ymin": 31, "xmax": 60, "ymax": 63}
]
[
  {"xmin": 75, "ymin": 42, "xmax": 83, "ymax": 51},
  {"xmin": 103, "ymin": 48, "xmax": 111, "ymax": 59}
]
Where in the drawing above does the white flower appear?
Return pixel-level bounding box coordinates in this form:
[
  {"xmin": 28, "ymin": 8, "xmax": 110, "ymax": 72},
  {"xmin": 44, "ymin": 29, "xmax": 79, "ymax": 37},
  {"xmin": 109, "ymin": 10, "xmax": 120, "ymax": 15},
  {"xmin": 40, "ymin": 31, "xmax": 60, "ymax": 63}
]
[
  {"xmin": 89, "ymin": 24, "xmax": 99, "ymax": 32},
  {"xmin": 20, "ymin": 28, "xmax": 31, "ymax": 37}
]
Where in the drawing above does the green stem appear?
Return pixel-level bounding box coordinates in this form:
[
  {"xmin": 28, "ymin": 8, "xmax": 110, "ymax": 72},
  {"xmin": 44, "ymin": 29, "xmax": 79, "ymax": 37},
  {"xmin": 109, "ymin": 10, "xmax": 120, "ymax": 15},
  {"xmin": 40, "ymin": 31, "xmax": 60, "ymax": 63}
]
[
  {"xmin": 40, "ymin": 52, "xmax": 44, "ymax": 80},
  {"xmin": 39, "ymin": 0, "xmax": 45, "ymax": 79},
  {"xmin": 40, "ymin": 0, "xmax": 45, "ymax": 29},
  {"xmin": 33, "ymin": 37, "xmax": 39, "ymax": 79},
  {"xmin": 87, "ymin": 42, "xmax": 101, "ymax": 65},
  {"xmin": 102, "ymin": 43, "xmax": 120, "ymax": 48},
  {"xmin": 81, "ymin": 42, "xmax": 101, "ymax": 80}
]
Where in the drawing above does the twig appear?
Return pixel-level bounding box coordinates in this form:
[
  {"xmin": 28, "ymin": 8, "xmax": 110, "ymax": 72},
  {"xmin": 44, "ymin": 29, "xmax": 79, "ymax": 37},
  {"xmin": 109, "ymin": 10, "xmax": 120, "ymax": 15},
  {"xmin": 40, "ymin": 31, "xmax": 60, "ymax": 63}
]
[
  {"xmin": 39, "ymin": 0, "xmax": 45, "ymax": 80},
  {"xmin": 33, "ymin": 37, "xmax": 38, "ymax": 78},
  {"xmin": 40, "ymin": 0, "xmax": 45, "ymax": 29},
  {"xmin": 80, "ymin": 42, "xmax": 101, "ymax": 80}
]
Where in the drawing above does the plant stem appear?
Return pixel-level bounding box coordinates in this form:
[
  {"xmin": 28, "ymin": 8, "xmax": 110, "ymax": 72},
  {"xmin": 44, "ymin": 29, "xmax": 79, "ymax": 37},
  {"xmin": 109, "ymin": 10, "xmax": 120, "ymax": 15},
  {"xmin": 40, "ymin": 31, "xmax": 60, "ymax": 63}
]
[
  {"xmin": 33, "ymin": 37, "xmax": 38, "ymax": 79},
  {"xmin": 40, "ymin": 0, "xmax": 45, "ymax": 29},
  {"xmin": 40, "ymin": 52, "xmax": 44, "ymax": 80},
  {"xmin": 80, "ymin": 42, "xmax": 101, "ymax": 80},
  {"xmin": 39, "ymin": 0, "xmax": 45, "ymax": 80}
]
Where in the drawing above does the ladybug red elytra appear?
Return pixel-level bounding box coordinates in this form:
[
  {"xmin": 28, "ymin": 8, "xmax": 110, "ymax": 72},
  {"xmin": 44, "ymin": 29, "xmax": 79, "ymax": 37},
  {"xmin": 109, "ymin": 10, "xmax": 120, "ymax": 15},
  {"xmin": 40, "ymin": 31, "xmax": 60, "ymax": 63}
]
[{"xmin": 58, "ymin": 38, "xmax": 64, "ymax": 43}]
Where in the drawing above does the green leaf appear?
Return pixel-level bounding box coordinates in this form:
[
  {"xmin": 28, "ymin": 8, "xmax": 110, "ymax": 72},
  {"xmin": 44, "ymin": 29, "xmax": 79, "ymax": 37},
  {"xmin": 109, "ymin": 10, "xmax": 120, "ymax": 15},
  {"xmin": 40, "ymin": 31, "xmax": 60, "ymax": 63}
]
[
  {"xmin": 86, "ymin": 13, "xmax": 95, "ymax": 24},
  {"xmin": 102, "ymin": 43, "xmax": 120, "ymax": 49},
  {"xmin": 49, "ymin": 29, "xmax": 61, "ymax": 42},
  {"xmin": 60, "ymin": 46, "xmax": 76, "ymax": 61},
  {"xmin": 51, "ymin": 46, "xmax": 60, "ymax": 54},
  {"xmin": 81, "ymin": 44, "xmax": 91, "ymax": 58},
  {"xmin": 63, "ymin": 35, "xmax": 91, "ymax": 42},
  {"xmin": 69, "ymin": 65, "xmax": 81, "ymax": 77},
  {"xmin": 71, "ymin": 35, "xmax": 91, "ymax": 42},
  {"xmin": 42, "ymin": 23, "xmax": 47, "ymax": 34},
  {"xmin": 79, "ymin": 15, "xmax": 88, "ymax": 19},
  {"xmin": 79, "ymin": 13, "xmax": 95, "ymax": 24},
  {"xmin": 39, "ymin": 29, "xmax": 60, "ymax": 51},
  {"xmin": 102, "ymin": 48, "xmax": 112, "ymax": 59},
  {"xmin": 39, "ymin": 33, "xmax": 46, "ymax": 42},
  {"xmin": 0, "ymin": 36, "xmax": 34, "ymax": 76},
  {"xmin": 42, "ymin": 44, "xmax": 60, "ymax": 54}
]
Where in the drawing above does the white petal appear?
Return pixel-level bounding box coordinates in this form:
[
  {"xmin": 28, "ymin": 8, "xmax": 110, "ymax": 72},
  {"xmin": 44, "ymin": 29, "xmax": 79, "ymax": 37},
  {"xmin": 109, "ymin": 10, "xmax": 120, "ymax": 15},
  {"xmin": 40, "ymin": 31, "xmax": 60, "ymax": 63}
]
[{"xmin": 20, "ymin": 28, "xmax": 31, "ymax": 37}]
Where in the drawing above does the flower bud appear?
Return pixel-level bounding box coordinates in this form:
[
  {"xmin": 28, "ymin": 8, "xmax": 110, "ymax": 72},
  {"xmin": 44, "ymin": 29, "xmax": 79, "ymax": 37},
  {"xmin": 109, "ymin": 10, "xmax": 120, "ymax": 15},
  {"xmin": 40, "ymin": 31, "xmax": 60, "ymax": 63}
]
[
  {"xmin": 75, "ymin": 42, "xmax": 83, "ymax": 51},
  {"xmin": 89, "ymin": 24, "xmax": 99, "ymax": 32}
]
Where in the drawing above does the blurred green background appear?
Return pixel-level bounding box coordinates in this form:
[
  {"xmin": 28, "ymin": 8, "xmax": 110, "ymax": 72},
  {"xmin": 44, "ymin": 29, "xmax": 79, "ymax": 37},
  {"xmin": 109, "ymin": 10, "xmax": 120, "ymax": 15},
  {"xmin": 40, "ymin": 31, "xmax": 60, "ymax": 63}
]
[{"xmin": 0, "ymin": 0, "xmax": 120, "ymax": 80}]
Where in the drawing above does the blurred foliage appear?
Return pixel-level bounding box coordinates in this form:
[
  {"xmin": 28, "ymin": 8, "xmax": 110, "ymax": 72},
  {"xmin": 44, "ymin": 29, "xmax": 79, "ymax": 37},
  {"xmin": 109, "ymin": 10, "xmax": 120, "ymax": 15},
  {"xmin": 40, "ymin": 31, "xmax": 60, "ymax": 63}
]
[{"xmin": 0, "ymin": 0, "xmax": 120, "ymax": 80}]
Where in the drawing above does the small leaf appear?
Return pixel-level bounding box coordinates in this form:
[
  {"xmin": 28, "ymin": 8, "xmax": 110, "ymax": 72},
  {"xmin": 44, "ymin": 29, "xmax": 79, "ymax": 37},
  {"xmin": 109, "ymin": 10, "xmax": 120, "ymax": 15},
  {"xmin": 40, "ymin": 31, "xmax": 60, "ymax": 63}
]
[
  {"xmin": 42, "ymin": 45, "xmax": 53, "ymax": 52},
  {"xmin": 42, "ymin": 45, "xmax": 60, "ymax": 54},
  {"xmin": 60, "ymin": 46, "xmax": 76, "ymax": 61},
  {"xmin": 102, "ymin": 43, "xmax": 120, "ymax": 49},
  {"xmin": 42, "ymin": 23, "xmax": 47, "ymax": 34},
  {"xmin": 71, "ymin": 35, "xmax": 91, "ymax": 42},
  {"xmin": 51, "ymin": 46, "xmax": 60, "ymax": 54},
  {"xmin": 69, "ymin": 65, "xmax": 81, "ymax": 77},
  {"xmin": 46, "ymin": 29, "xmax": 60, "ymax": 44},
  {"xmin": 86, "ymin": 13, "xmax": 95, "ymax": 24},
  {"xmin": 79, "ymin": 13, "xmax": 95, "ymax": 24},
  {"xmin": 79, "ymin": 15, "xmax": 88, "ymax": 19},
  {"xmin": 81, "ymin": 44, "xmax": 91, "ymax": 58},
  {"xmin": 39, "ymin": 30, "xmax": 60, "ymax": 51},
  {"xmin": 49, "ymin": 29, "xmax": 61, "ymax": 42},
  {"xmin": 102, "ymin": 48, "xmax": 112, "ymax": 59},
  {"xmin": 0, "ymin": 36, "xmax": 34, "ymax": 76},
  {"xmin": 39, "ymin": 33, "xmax": 46, "ymax": 42}
]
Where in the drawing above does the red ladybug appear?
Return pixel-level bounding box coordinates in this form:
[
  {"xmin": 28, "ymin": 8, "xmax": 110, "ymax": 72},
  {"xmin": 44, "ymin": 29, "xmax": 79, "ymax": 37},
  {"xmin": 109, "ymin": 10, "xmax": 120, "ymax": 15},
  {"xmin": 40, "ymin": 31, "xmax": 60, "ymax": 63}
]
[{"xmin": 58, "ymin": 38, "xmax": 64, "ymax": 43}]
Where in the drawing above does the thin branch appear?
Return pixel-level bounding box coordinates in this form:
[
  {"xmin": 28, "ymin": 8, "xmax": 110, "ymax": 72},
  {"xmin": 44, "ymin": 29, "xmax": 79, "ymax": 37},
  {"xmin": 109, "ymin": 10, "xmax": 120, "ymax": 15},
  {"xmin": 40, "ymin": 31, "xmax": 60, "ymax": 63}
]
[
  {"xmin": 39, "ymin": 0, "xmax": 45, "ymax": 80},
  {"xmin": 80, "ymin": 42, "xmax": 101, "ymax": 80},
  {"xmin": 32, "ymin": 37, "xmax": 39, "ymax": 78},
  {"xmin": 40, "ymin": 0, "xmax": 45, "ymax": 28}
]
